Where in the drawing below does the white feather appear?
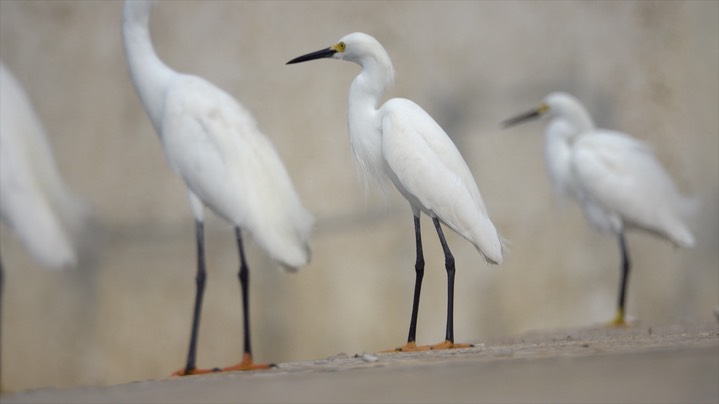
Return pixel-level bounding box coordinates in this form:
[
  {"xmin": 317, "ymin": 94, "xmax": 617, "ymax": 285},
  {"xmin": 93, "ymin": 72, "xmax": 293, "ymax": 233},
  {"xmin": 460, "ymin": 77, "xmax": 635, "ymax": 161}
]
[
  {"xmin": 539, "ymin": 92, "xmax": 695, "ymax": 248},
  {"xmin": 0, "ymin": 62, "xmax": 87, "ymax": 269},
  {"xmin": 123, "ymin": 1, "xmax": 313, "ymax": 270}
]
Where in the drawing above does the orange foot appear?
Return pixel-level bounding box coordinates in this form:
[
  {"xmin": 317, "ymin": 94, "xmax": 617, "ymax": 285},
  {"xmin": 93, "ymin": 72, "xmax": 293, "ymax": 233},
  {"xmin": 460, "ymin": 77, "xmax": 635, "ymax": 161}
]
[
  {"xmin": 171, "ymin": 366, "xmax": 221, "ymax": 377},
  {"xmin": 382, "ymin": 341, "xmax": 432, "ymax": 353},
  {"xmin": 428, "ymin": 339, "xmax": 473, "ymax": 350},
  {"xmin": 221, "ymin": 353, "xmax": 275, "ymax": 372},
  {"xmin": 383, "ymin": 340, "xmax": 473, "ymax": 353},
  {"xmin": 172, "ymin": 353, "xmax": 274, "ymax": 376}
]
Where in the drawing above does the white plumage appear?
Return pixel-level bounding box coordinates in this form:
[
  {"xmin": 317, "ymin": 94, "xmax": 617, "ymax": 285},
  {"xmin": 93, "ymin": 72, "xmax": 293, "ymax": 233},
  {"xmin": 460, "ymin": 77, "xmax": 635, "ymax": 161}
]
[
  {"xmin": 123, "ymin": 0, "xmax": 312, "ymax": 374},
  {"xmin": 504, "ymin": 91, "xmax": 695, "ymax": 324},
  {"xmin": 380, "ymin": 98, "xmax": 503, "ymax": 262},
  {"xmin": 0, "ymin": 62, "xmax": 86, "ymax": 269},
  {"xmin": 570, "ymin": 130, "xmax": 694, "ymax": 247},
  {"xmin": 288, "ymin": 32, "xmax": 502, "ymax": 350},
  {"xmin": 159, "ymin": 77, "xmax": 313, "ymax": 269},
  {"xmin": 526, "ymin": 92, "xmax": 694, "ymax": 247}
]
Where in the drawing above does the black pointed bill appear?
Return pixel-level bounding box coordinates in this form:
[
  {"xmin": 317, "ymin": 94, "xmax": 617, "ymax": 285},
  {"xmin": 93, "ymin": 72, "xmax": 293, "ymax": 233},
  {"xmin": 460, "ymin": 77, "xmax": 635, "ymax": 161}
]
[
  {"xmin": 287, "ymin": 47, "xmax": 337, "ymax": 65},
  {"xmin": 501, "ymin": 103, "xmax": 548, "ymax": 128}
]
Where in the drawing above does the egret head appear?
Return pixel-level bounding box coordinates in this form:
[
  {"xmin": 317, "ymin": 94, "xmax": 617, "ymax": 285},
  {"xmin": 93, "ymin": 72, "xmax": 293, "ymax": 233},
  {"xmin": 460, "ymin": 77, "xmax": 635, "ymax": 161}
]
[
  {"xmin": 502, "ymin": 92, "xmax": 594, "ymax": 131},
  {"xmin": 287, "ymin": 33, "xmax": 395, "ymax": 82}
]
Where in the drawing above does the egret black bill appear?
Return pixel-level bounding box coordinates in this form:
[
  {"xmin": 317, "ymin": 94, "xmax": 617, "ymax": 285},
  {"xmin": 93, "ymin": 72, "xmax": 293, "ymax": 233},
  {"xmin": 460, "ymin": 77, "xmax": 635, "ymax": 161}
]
[
  {"xmin": 287, "ymin": 47, "xmax": 337, "ymax": 64},
  {"xmin": 501, "ymin": 108, "xmax": 543, "ymax": 128}
]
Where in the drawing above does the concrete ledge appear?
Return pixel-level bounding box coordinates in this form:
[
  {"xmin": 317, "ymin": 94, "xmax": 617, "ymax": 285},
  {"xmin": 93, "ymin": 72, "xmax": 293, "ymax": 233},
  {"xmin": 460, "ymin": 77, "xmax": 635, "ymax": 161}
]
[{"xmin": 4, "ymin": 323, "xmax": 717, "ymax": 404}]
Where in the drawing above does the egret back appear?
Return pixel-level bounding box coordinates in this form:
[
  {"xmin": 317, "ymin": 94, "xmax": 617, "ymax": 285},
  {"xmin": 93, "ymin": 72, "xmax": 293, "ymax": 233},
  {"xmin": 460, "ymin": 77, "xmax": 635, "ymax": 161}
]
[
  {"xmin": 160, "ymin": 76, "xmax": 313, "ymax": 269},
  {"xmin": 381, "ymin": 98, "xmax": 503, "ymax": 264},
  {"xmin": 123, "ymin": 1, "xmax": 312, "ymax": 269},
  {"xmin": 571, "ymin": 130, "xmax": 695, "ymax": 247}
]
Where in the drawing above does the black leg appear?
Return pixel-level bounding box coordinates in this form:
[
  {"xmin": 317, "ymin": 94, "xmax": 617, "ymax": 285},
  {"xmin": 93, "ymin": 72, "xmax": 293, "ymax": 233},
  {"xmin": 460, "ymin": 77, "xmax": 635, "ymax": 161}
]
[
  {"xmin": 433, "ymin": 217, "xmax": 456, "ymax": 343},
  {"xmin": 0, "ymin": 250, "xmax": 4, "ymax": 390},
  {"xmin": 407, "ymin": 214, "xmax": 425, "ymax": 345},
  {"xmin": 235, "ymin": 228, "xmax": 253, "ymax": 358},
  {"xmin": 220, "ymin": 228, "xmax": 272, "ymax": 370},
  {"xmin": 183, "ymin": 220, "xmax": 207, "ymax": 373},
  {"xmin": 615, "ymin": 232, "xmax": 631, "ymax": 325}
]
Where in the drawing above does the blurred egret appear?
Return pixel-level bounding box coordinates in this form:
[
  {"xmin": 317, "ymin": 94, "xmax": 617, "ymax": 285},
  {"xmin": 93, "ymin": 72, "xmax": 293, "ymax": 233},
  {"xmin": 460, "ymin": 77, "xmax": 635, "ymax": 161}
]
[
  {"xmin": 1, "ymin": 61, "xmax": 88, "ymax": 389},
  {"xmin": 288, "ymin": 33, "xmax": 503, "ymax": 351},
  {"xmin": 503, "ymin": 92, "xmax": 695, "ymax": 325},
  {"xmin": 1, "ymin": 63, "xmax": 86, "ymax": 270},
  {"xmin": 123, "ymin": 1, "xmax": 313, "ymax": 375}
]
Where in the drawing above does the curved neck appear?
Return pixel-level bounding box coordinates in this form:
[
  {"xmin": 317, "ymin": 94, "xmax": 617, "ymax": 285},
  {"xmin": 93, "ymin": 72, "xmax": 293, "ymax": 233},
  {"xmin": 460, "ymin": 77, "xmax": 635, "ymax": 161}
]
[
  {"xmin": 349, "ymin": 59, "xmax": 392, "ymax": 109},
  {"xmin": 564, "ymin": 103, "xmax": 595, "ymax": 134},
  {"xmin": 571, "ymin": 108, "xmax": 595, "ymax": 133},
  {"xmin": 347, "ymin": 57, "xmax": 394, "ymax": 182},
  {"xmin": 122, "ymin": 0, "xmax": 175, "ymax": 134}
]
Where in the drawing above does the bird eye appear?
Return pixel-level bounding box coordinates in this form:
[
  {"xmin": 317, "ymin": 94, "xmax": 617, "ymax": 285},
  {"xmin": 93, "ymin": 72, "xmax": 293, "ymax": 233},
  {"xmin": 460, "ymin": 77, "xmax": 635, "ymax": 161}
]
[{"xmin": 337, "ymin": 42, "xmax": 346, "ymax": 52}]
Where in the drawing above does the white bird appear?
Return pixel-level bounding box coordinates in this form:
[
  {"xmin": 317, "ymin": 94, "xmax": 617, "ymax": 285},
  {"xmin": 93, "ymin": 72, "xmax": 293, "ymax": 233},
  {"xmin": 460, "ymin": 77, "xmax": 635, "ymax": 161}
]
[
  {"xmin": 288, "ymin": 33, "xmax": 503, "ymax": 351},
  {"xmin": 122, "ymin": 1, "xmax": 313, "ymax": 375},
  {"xmin": 1, "ymin": 62, "xmax": 88, "ymax": 390},
  {"xmin": 1, "ymin": 62, "xmax": 86, "ymax": 271},
  {"xmin": 503, "ymin": 91, "xmax": 695, "ymax": 325}
]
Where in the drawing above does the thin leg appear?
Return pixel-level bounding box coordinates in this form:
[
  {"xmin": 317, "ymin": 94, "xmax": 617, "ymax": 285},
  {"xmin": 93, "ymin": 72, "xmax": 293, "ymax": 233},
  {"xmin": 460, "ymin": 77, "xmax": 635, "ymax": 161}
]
[
  {"xmin": 238, "ymin": 228, "xmax": 252, "ymax": 357},
  {"xmin": 388, "ymin": 215, "xmax": 427, "ymax": 352},
  {"xmin": 430, "ymin": 217, "xmax": 471, "ymax": 350},
  {"xmin": 1, "ymin": 250, "xmax": 4, "ymax": 390},
  {"xmin": 434, "ymin": 217, "xmax": 455, "ymax": 343},
  {"xmin": 407, "ymin": 215, "xmax": 425, "ymax": 345},
  {"xmin": 173, "ymin": 220, "xmax": 211, "ymax": 376},
  {"xmin": 222, "ymin": 228, "xmax": 272, "ymax": 371},
  {"xmin": 612, "ymin": 233, "xmax": 631, "ymax": 326}
]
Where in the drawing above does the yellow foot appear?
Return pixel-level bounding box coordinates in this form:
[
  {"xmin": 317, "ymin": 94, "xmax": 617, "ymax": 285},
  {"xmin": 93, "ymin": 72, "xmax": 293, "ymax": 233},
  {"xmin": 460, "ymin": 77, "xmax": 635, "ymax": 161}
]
[{"xmin": 609, "ymin": 309, "xmax": 627, "ymax": 327}]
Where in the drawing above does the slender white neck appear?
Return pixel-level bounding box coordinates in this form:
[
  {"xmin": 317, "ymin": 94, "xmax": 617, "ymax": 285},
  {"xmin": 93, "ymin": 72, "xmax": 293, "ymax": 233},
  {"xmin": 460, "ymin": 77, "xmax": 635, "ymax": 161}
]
[
  {"xmin": 563, "ymin": 103, "xmax": 595, "ymax": 135},
  {"xmin": 570, "ymin": 108, "xmax": 595, "ymax": 133},
  {"xmin": 122, "ymin": 0, "xmax": 176, "ymax": 134},
  {"xmin": 347, "ymin": 57, "xmax": 394, "ymax": 182},
  {"xmin": 348, "ymin": 59, "xmax": 391, "ymax": 111}
]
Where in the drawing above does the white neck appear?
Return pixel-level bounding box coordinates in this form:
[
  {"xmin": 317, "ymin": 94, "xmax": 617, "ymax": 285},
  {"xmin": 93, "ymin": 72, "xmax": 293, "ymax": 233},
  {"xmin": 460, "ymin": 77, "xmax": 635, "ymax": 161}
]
[
  {"xmin": 346, "ymin": 56, "xmax": 394, "ymax": 182},
  {"xmin": 570, "ymin": 108, "xmax": 595, "ymax": 133},
  {"xmin": 122, "ymin": 0, "xmax": 176, "ymax": 134},
  {"xmin": 564, "ymin": 102, "xmax": 596, "ymax": 136}
]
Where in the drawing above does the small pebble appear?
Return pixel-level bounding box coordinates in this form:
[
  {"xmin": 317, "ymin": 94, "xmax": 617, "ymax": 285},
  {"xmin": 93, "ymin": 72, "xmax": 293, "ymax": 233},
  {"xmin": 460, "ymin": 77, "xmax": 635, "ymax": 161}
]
[{"xmin": 356, "ymin": 352, "xmax": 378, "ymax": 362}]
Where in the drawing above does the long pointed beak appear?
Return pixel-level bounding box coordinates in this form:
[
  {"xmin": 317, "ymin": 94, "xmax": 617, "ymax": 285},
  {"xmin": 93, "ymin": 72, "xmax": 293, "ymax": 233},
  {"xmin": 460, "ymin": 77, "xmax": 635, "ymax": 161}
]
[
  {"xmin": 501, "ymin": 108, "xmax": 543, "ymax": 128},
  {"xmin": 287, "ymin": 47, "xmax": 337, "ymax": 65}
]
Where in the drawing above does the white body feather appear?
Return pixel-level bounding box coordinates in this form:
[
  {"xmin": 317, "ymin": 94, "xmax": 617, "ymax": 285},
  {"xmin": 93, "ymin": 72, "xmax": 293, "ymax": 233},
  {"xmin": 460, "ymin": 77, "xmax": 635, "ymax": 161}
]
[
  {"xmin": 542, "ymin": 92, "xmax": 694, "ymax": 248},
  {"xmin": 123, "ymin": 1, "xmax": 313, "ymax": 269},
  {"xmin": 340, "ymin": 33, "xmax": 502, "ymax": 264},
  {"xmin": 0, "ymin": 63, "xmax": 86, "ymax": 269}
]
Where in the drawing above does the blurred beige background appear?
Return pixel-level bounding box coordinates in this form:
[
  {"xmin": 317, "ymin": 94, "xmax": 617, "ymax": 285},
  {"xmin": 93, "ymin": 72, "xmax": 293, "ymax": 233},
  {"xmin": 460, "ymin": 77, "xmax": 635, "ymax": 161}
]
[{"xmin": 0, "ymin": 0, "xmax": 716, "ymax": 392}]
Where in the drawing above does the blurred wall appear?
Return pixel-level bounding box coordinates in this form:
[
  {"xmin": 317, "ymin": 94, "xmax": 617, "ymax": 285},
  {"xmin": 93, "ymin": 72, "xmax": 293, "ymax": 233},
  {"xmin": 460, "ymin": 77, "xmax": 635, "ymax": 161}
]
[{"xmin": 0, "ymin": 0, "xmax": 717, "ymax": 391}]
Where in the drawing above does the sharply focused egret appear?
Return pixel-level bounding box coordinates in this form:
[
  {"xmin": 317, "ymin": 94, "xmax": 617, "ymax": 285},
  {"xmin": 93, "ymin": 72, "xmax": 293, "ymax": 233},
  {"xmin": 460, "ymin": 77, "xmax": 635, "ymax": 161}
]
[
  {"xmin": 503, "ymin": 92, "xmax": 695, "ymax": 325},
  {"xmin": 288, "ymin": 33, "xmax": 503, "ymax": 351},
  {"xmin": 123, "ymin": 1, "xmax": 313, "ymax": 375}
]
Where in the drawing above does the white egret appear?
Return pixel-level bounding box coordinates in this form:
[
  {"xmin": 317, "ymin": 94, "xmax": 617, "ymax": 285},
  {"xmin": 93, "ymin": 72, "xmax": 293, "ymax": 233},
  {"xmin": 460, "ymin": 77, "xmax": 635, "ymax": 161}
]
[
  {"xmin": 1, "ymin": 63, "xmax": 86, "ymax": 271},
  {"xmin": 288, "ymin": 33, "xmax": 503, "ymax": 351},
  {"xmin": 1, "ymin": 62, "xmax": 88, "ymax": 390},
  {"xmin": 503, "ymin": 92, "xmax": 695, "ymax": 325},
  {"xmin": 122, "ymin": 1, "xmax": 313, "ymax": 375}
]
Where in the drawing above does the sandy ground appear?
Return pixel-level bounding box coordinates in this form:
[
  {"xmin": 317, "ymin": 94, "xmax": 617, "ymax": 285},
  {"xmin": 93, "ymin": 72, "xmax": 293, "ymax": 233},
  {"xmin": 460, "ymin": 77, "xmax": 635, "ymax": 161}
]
[{"xmin": 3, "ymin": 322, "xmax": 717, "ymax": 404}]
